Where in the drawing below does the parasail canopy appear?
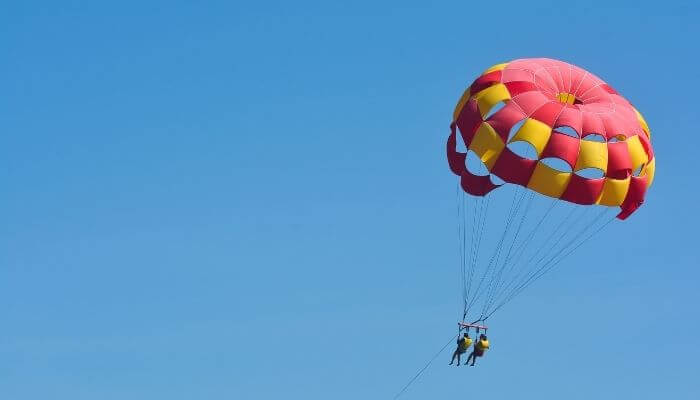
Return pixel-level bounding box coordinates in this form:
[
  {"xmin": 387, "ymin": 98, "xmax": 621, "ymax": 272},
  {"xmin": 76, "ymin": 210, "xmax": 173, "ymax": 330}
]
[
  {"xmin": 446, "ymin": 58, "xmax": 656, "ymax": 324},
  {"xmin": 447, "ymin": 58, "xmax": 655, "ymax": 220}
]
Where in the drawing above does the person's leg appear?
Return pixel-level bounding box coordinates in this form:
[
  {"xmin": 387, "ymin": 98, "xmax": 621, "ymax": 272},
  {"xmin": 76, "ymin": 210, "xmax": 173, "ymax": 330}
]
[
  {"xmin": 449, "ymin": 350, "xmax": 458, "ymax": 365},
  {"xmin": 466, "ymin": 352, "xmax": 474, "ymax": 366},
  {"xmin": 473, "ymin": 350, "xmax": 484, "ymax": 366},
  {"xmin": 456, "ymin": 352, "xmax": 461, "ymax": 366}
]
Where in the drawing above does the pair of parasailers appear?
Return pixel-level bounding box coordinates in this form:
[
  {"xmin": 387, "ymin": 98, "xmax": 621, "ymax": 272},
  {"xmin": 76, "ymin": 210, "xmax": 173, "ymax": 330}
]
[{"xmin": 448, "ymin": 333, "xmax": 489, "ymax": 366}]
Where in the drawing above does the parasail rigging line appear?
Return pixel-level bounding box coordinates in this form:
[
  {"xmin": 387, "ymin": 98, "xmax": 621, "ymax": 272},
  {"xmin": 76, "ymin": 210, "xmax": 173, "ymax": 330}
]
[
  {"xmin": 459, "ymin": 187, "xmax": 490, "ymax": 320},
  {"xmin": 481, "ymin": 190, "xmax": 535, "ymax": 317},
  {"xmin": 465, "ymin": 185, "xmax": 527, "ymax": 318},
  {"xmin": 486, "ymin": 202, "xmax": 580, "ymax": 310},
  {"xmin": 477, "ymin": 198, "xmax": 560, "ymax": 315},
  {"xmin": 392, "ymin": 333, "xmax": 458, "ymax": 400},
  {"xmin": 484, "ymin": 209, "xmax": 615, "ymax": 319}
]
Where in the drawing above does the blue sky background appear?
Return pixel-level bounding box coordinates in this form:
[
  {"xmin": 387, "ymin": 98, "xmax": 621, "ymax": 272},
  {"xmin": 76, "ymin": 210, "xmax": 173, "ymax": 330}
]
[{"xmin": 2, "ymin": 1, "xmax": 698, "ymax": 399}]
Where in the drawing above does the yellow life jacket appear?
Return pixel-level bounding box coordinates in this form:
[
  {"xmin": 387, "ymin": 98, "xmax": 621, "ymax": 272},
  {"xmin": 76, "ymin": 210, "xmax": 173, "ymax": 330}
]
[
  {"xmin": 458, "ymin": 337, "xmax": 473, "ymax": 351},
  {"xmin": 477, "ymin": 339, "xmax": 490, "ymax": 350}
]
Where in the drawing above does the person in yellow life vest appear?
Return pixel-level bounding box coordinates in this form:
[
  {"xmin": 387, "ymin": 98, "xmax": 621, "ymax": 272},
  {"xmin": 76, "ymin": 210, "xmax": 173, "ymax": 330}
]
[
  {"xmin": 466, "ymin": 334, "xmax": 489, "ymax": 366},
  {"xmin": 449, "ymin": 333, "xmax": 472, "ymax": 366}
]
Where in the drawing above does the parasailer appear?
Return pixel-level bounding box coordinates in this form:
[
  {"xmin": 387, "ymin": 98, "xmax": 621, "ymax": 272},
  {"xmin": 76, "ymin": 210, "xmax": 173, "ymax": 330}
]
[
  {"xmin": 391, "ymin": 57, "xmax": 656, "ymax": 399},
  {"xmin": 449, "ymin": 332, "xmax": 473, "ymax": 366},
  {"xmin": 466, "ymin": 334, "xmax": 490, "ymax": 366},
  {"xmin": 447, "ymin": 58, "xmax": 656, "ymax": 351}
]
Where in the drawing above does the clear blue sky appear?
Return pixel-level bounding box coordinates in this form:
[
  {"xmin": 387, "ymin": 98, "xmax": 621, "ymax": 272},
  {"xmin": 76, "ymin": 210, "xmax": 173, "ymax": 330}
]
[{"xmin": 1, "ymin": 1, "xmax": 698, "ymax": 399}]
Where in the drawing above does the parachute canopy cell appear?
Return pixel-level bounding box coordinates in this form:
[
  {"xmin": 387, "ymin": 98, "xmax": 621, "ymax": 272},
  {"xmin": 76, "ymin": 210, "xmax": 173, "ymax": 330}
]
[{"xmin": 447, "ymin": 58, "xmax": 655, "ymax": 219}]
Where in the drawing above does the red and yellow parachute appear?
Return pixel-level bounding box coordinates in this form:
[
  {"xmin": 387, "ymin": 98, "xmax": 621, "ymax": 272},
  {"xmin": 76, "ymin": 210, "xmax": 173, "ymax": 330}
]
[
  {"xmin": 448, "ymin": 58, "xmax": 654, "ymax": 220},
  {"xmin": 446, "ymin": 58, "xmax": 655, "ymax": 323}
]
